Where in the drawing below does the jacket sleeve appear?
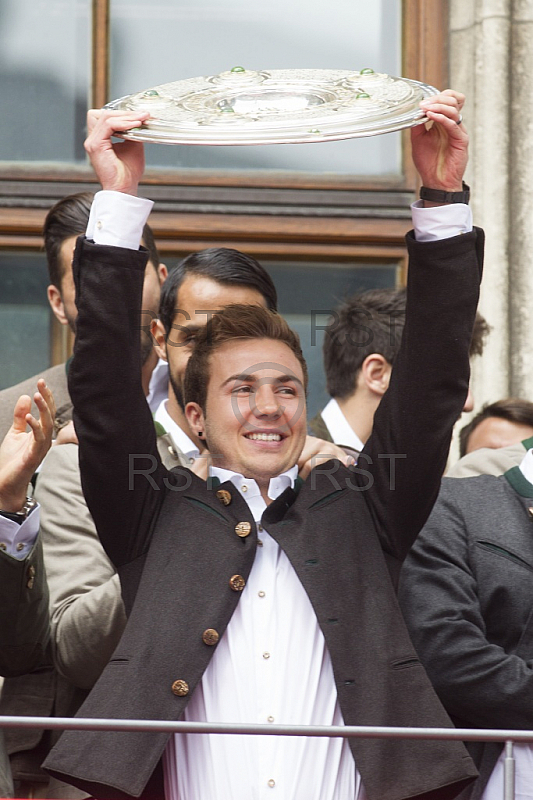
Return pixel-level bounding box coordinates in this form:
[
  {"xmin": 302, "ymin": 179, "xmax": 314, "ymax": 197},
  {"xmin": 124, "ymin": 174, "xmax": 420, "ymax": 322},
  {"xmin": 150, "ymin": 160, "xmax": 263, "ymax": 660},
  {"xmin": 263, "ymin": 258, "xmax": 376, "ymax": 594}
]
[
  {"xmin": 35, "ymin": 442, "xmax": 127, "ymax": 690},
  {"xmin": 68, "ymin": 237, "xmax": 174, "ymax": 568},
  {"xmin": 357, "ymin": 228, "xmax": 484, "ymax": 562},
  {"xmin": 398, "ymin": 480, "xmax": 533, "ymax": 730},
  {"xmin": 0, "ymin": 534, "xmax": 50, "ymax": 676}
]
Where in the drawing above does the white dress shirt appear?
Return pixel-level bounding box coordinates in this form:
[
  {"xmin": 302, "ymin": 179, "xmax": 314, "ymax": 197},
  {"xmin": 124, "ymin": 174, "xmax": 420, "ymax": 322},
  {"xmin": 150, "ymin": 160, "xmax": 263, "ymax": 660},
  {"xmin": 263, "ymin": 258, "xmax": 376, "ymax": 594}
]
[
  {"xmin": 320, "ymin": 398, "xmax": 365, "ymax": 453},
  {"xmin": 147, "ymin": 359, "xmax": 169, "ymax": 414},
  {"xmin": 163, "ymin": 465, "xmax": 362, "ymax": 800}
]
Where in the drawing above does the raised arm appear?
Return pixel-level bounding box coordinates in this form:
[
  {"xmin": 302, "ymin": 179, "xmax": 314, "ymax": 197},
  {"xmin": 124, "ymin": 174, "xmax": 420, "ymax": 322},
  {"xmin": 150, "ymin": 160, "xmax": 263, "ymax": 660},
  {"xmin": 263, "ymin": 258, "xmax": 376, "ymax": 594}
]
[
  {"xmin": 68, "ymin": 110, "xmax": 171, "ymax": 568},
  {"xmin": 356, "ymin": 90, "xmax": 483, "ymax": 562}
]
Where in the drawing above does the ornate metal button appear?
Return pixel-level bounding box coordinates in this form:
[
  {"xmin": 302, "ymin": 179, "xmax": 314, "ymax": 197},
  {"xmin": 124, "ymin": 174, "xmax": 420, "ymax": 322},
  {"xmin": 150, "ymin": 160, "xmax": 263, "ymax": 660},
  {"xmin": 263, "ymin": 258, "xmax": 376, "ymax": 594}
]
[
  {"xmin": 229, "ymin": 574, "xmax": 246, "ymax": 592},
  {"xmin": 216, "ymin": 489, "xmax": 232, "ymax": 506},
  {"xmin": 235, "ymin": 521, "xmax": 252, "ymax": 538},
  {"xmin": 202, "ymin": 629, "xmax": 220, "ymax": 646},
  {"xmin": 171, "ymin": 679, "xmax": 189, "ymax": 697}
]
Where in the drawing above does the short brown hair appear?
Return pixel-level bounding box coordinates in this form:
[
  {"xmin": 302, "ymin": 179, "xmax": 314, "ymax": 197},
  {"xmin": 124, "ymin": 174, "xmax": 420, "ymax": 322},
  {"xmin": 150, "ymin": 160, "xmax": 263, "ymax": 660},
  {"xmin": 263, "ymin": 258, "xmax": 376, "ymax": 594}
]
[
  {"xmin": 323, "ymin": 288, "xmax": 406, "ymax": 400},
  {"xmin": 459, "ymin": 397, "xmax": 533, "ymax": 457},
  {"xmin": 183, "ymin": 304, "xmax": 308, "ymax": 411}
]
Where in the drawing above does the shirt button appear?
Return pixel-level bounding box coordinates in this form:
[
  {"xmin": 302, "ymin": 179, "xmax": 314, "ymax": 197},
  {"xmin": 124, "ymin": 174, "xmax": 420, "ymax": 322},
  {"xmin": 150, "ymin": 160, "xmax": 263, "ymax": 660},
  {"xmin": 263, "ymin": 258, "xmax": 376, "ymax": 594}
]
[
  {"xmin": 16, "ymin": 543, "xmax": 24, "ymax": 551},
  {"xmin": 258, "ymin": 591, "xmax": 266, "ymax": 598},
  {"xmin": 263, "ymin": 652, "xmax": 270, "ymax": 659},
  {"xmin": 0, "ymin": 543, "xmax": 6, "ymax": 551},
  {"xmin": 96, "ymin": 220, "xmax": 103, "ymax": 230},
  {"xmin": 268, "ymin": 779, "xmax": 276, "ymax": 788},
  {"xmin": 267, "ymin": 715, "xmax": 275, "ymax": 723},
  {"xmin": 258, "ymin": 524, "xmax": 263, "ymax": 532},
  {"xmin": 188, "ymin": 457, "xmax": 195, "ymax": 465},
  {"xmin": 257, "ymin": 540, "xmax": 263, "ymax": 547},
  {"xmin": 241, "ymin": 485, "xmax": 248, "ymax": 493}
]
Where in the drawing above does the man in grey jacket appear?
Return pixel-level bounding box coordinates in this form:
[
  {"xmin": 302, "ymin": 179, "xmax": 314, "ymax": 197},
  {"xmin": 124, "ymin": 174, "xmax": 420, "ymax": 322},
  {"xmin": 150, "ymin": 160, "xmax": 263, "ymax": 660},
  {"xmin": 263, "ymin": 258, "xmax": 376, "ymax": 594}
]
[{"xmin": 400, "ymin": 440, "xmax": 533, "ymax": 799}]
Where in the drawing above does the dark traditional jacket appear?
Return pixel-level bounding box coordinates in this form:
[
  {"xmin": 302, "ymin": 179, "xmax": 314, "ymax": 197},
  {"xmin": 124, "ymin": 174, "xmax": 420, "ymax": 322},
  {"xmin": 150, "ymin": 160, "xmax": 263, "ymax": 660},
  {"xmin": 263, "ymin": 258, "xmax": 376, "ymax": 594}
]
[{"xmin": 45, "ymin": 228, "xmax": 483, "ymax": 800}]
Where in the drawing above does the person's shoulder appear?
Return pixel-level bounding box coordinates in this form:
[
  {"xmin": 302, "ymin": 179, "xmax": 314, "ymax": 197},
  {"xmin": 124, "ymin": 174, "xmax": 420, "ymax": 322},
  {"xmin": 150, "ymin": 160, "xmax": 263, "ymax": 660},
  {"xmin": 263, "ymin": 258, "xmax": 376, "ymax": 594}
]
[
  {"xmin": 447, "ymin": 441, "xmax": 527, "ymax": 479},
  {"xmin": 438, "ymin": 471, "xmax": 513, "ymax": 513}
]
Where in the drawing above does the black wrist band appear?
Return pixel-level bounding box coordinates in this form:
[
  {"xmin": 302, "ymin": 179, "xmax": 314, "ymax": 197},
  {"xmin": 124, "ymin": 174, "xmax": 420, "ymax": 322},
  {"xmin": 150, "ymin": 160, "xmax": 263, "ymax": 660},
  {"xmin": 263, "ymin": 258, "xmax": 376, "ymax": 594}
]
[
  {"xmin": 0, "ymin": 497, "xmax": 37, "ymax": 524},
  {"xmin": 420, "ymin": 182, "xmax": 470, "ymax": 205}
]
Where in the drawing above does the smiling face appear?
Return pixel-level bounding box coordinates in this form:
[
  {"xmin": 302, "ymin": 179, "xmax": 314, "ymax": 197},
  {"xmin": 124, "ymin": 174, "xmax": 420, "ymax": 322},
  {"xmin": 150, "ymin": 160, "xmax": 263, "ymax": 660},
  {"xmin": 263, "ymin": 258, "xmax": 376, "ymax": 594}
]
[{"xmin": 186, "ymin": 337, "xmax": 308, "ymax": 489}]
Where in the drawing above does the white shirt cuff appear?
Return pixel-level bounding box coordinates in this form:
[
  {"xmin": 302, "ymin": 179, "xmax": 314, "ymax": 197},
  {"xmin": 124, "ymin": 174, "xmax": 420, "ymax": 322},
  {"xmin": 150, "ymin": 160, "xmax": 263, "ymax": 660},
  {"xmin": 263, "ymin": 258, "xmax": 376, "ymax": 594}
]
[
  {"xmin": 0, "ymin": 505, "xmax": 40, "ymax": 560},
  {"xmin": 411, "ymin": 200, "xmax": 473, "ymax": 242},
  {"xmin": 86, "ymin": 191, "xmax": 154, "ymax": 250}
]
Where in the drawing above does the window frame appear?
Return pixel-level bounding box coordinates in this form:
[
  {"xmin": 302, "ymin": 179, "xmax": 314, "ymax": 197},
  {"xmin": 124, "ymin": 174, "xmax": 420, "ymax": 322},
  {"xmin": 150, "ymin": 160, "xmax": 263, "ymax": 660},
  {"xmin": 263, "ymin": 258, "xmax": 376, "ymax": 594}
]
[{"xmin": 0, "ymin": 0, "xmax": 448, "ymax": 364}]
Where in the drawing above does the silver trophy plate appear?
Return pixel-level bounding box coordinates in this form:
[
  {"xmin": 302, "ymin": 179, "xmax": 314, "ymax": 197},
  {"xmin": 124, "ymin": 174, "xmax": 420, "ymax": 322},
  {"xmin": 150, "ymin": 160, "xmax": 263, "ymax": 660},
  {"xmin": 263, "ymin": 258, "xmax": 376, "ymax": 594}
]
[{"xmin": 105, "ymin": 67, "xmax": 438, "ymax": 146}]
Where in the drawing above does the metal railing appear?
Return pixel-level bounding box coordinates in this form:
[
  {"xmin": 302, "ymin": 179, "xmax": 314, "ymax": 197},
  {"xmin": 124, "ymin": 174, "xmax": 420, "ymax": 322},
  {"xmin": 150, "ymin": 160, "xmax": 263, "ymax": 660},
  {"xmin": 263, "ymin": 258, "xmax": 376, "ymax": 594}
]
[{"xmin": 1, "ymin": 716, "xmax": 530, "ymax": 800}]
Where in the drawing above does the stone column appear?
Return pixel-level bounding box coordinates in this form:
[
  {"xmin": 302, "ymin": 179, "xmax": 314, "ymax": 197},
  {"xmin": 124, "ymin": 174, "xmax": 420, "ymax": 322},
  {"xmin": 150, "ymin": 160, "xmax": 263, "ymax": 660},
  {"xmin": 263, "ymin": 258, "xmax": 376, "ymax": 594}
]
[{"xmin": 450, "ymin": 0, "xmax": 533, "ymax": 409}]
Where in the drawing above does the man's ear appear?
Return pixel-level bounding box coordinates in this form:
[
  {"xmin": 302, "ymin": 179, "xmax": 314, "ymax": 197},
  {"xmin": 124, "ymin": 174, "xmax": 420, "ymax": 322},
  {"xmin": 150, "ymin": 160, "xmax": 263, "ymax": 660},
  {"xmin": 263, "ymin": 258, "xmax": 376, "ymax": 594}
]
[
  {"xmin": 360, "ymin": 354, "xmax": 393, "ymax": 396},
  {"xmin": 185, "ymin": 402, "xmax": 206, "ymax": 438},
  {"xmin": 158, "ymin": 263, "xmax": 168, "ymax": 284},
  {"xmin": 151, "ymin": 319, "xmax": 168, "ymax": 361},
  {"xmin": 47, "ymin": 285, "xmax": 69, "ymax": 326}
]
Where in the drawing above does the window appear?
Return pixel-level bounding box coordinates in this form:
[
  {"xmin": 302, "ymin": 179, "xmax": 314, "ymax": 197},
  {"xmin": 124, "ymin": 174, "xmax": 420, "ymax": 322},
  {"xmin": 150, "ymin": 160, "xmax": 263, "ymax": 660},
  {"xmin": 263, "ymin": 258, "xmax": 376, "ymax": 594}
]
[{"xmin": 0, "ymin": 0, "xmax": 448, "ymax": 382}]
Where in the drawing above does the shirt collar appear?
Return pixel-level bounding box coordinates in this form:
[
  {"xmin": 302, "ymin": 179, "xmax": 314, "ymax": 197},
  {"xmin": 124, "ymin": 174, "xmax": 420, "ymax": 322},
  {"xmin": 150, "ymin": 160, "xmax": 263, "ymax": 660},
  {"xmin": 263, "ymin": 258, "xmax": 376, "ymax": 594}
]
[
  {"xmin": 154, "ymin": 399, "xmax": 200, "ymax": 460},
  {"xmin": 320, "ymin": 398, "xmax": 365, "ymax": 452},
  {"xmin": 210, "ymin": 465, "xmax": 298, "ymax": 504},
  {"xmin": 146, "ymin": 359, "xmax": 169, "ymax": 413}
]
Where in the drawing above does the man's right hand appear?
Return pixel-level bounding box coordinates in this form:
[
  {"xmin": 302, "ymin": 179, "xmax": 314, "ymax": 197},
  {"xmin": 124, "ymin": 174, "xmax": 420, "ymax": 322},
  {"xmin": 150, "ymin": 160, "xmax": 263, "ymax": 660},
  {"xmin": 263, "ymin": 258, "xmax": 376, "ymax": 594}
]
[
  {"xmin": 85, "ymin": 108, "xmax": 150, "ymax": 195},
  {"xmin": 0, "ymin": 380, "xmax": 55, "ymax": 512}
]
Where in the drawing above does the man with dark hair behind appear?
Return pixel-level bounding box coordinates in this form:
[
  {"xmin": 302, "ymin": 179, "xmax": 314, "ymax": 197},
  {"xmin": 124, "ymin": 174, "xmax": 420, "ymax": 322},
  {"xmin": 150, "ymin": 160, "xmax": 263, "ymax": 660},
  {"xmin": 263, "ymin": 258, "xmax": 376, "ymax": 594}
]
[
  {"xmin": 310, "ymin": 288, "xmax": 489, "ymax": 453},
  {"xmin": 0, "ymin": 192, "xmax": 167, "ymax": 440},
  {"xmin": 458, "ymin": 397, "xmax": 533, "ymax": 457}
]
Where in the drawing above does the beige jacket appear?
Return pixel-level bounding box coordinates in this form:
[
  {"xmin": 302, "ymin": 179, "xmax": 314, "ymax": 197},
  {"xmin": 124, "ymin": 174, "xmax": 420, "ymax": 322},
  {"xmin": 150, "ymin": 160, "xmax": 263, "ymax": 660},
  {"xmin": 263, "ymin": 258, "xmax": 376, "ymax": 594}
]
[{"xmin": 0, "ymin": 434, "xmax": 184, "ymax": 796}]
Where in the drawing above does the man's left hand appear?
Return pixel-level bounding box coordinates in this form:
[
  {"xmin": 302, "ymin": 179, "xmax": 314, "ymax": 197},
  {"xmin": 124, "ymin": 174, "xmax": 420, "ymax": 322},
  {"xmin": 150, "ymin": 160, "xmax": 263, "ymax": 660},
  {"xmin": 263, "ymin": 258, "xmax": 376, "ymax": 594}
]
[{"xmin": 298, "ymin": 436, "xmax": 355, "ymax": 480}]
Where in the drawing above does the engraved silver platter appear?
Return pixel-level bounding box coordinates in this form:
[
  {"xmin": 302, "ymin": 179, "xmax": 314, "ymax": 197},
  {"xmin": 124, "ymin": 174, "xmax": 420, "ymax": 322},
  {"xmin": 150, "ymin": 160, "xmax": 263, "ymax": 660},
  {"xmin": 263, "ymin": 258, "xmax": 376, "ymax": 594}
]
[{"xmin": 105, "ymin": 67, "xmax": 438, "ymax": 146}]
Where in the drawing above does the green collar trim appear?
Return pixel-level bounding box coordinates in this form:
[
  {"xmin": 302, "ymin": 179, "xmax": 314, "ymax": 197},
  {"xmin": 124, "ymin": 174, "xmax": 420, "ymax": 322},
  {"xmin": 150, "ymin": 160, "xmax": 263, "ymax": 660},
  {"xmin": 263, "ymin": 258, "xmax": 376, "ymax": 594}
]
[
  {"xmin": 504, "ymin": 466, "xmax": 533, "ymax": 499},
  {"xmin": 522, "ymin": 436, "xmax": 533, "ymax": 451},
  {"xmin": 207, "ymin": 475, "xmax": 221, "ymax": 491},
  {"xmin": 154, "ymin": 420, "xmax": 167, "ymax": 437}
]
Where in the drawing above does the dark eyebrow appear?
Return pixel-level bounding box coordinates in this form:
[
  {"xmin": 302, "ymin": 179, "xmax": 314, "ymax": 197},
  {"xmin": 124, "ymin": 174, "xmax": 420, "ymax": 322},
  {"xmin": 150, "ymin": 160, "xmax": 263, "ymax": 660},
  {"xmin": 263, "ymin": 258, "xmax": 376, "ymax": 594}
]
[{"xmin": 222, "ymin": 373, "xmax": 304, "ymax": 389}]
